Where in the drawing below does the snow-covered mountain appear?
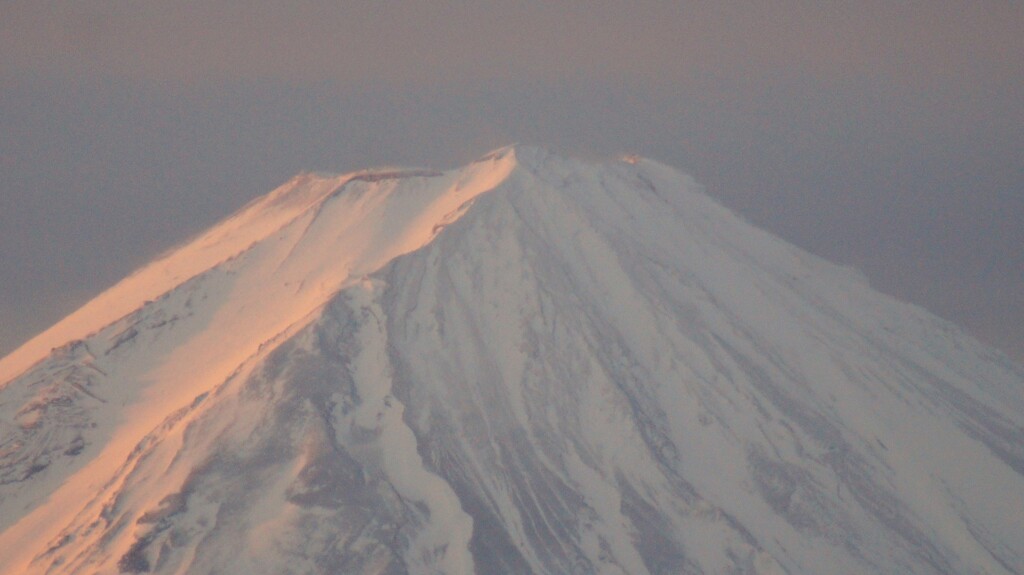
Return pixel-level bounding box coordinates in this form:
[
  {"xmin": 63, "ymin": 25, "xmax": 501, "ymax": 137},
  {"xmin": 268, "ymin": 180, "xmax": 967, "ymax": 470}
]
[{"xmin": 1, "ymin": 146, "xmax": 1022, "ymax": 574}]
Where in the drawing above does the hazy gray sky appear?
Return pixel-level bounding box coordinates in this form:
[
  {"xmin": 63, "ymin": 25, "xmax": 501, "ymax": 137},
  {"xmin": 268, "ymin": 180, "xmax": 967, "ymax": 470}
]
[{"xmin": 2, "ymin": 2, "xmax": 1022, "ymax": 361}]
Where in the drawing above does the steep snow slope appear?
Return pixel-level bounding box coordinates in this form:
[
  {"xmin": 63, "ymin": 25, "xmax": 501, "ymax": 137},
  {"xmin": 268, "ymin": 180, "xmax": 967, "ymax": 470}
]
[
  {"xmin": 1, "ymin": 146, "xmax": 1022, "ymax": 574},
  {"xmin": 0, "ymin": 150, "xmax": 515, "ymax": 571}
]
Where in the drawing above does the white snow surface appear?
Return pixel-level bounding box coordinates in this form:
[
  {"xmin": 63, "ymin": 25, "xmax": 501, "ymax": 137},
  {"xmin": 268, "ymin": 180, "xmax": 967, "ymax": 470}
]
[{"xmin": 1, "ymin": 145, "xmax": 1022, "ymax": 574}]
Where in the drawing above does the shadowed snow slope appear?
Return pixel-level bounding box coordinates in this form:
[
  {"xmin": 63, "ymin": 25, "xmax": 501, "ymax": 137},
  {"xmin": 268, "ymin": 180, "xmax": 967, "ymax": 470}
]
[{"xmin": 1, "ymin": 146, "xmax": 1022, "ymax": 574}]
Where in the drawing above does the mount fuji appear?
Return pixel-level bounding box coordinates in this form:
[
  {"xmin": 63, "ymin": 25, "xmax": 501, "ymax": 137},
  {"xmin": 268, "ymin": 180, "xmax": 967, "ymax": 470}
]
[{"xmin": 1, "ymin": 146, "xmax": 1022, "ymax": 574}]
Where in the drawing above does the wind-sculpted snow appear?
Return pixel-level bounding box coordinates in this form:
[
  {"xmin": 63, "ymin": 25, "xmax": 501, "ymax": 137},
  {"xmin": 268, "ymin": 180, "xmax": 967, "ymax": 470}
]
[{"xmin": 1, "ymin": 146, "xmax": 1022, "ymax": 574}]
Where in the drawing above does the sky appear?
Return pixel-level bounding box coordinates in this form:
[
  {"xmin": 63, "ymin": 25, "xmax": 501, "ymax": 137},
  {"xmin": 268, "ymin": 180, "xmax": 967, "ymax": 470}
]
[{"xmin": 1, "ymin": 1, "xmax": 1022, "ymax": 362}]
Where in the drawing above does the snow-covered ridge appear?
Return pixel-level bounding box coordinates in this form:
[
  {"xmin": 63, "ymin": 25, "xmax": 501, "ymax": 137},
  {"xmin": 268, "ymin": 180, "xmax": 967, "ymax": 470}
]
[
  {"xmin": 0, "ymin": 148, "xmax": 519, "ymax": 384},
  {"xmin": 1, "ymin": 145, "xmax": 1022, "ymax": 574},
  {"xmin": 0, "ymin": 146, "xmax": 521, "ymax": 571}
]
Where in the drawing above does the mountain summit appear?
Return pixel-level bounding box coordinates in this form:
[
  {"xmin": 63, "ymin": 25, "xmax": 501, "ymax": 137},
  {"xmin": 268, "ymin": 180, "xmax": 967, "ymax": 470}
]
[{"xmin": 1, "ymin": 146, "xmax": 1022, "ymax": 574}]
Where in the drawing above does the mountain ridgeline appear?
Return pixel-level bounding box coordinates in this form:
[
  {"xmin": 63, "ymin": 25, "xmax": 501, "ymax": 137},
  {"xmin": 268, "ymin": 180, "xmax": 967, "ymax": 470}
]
[{"xmin": 1, "ymin": 146, "xmax": 1022, "ymax": 574}]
